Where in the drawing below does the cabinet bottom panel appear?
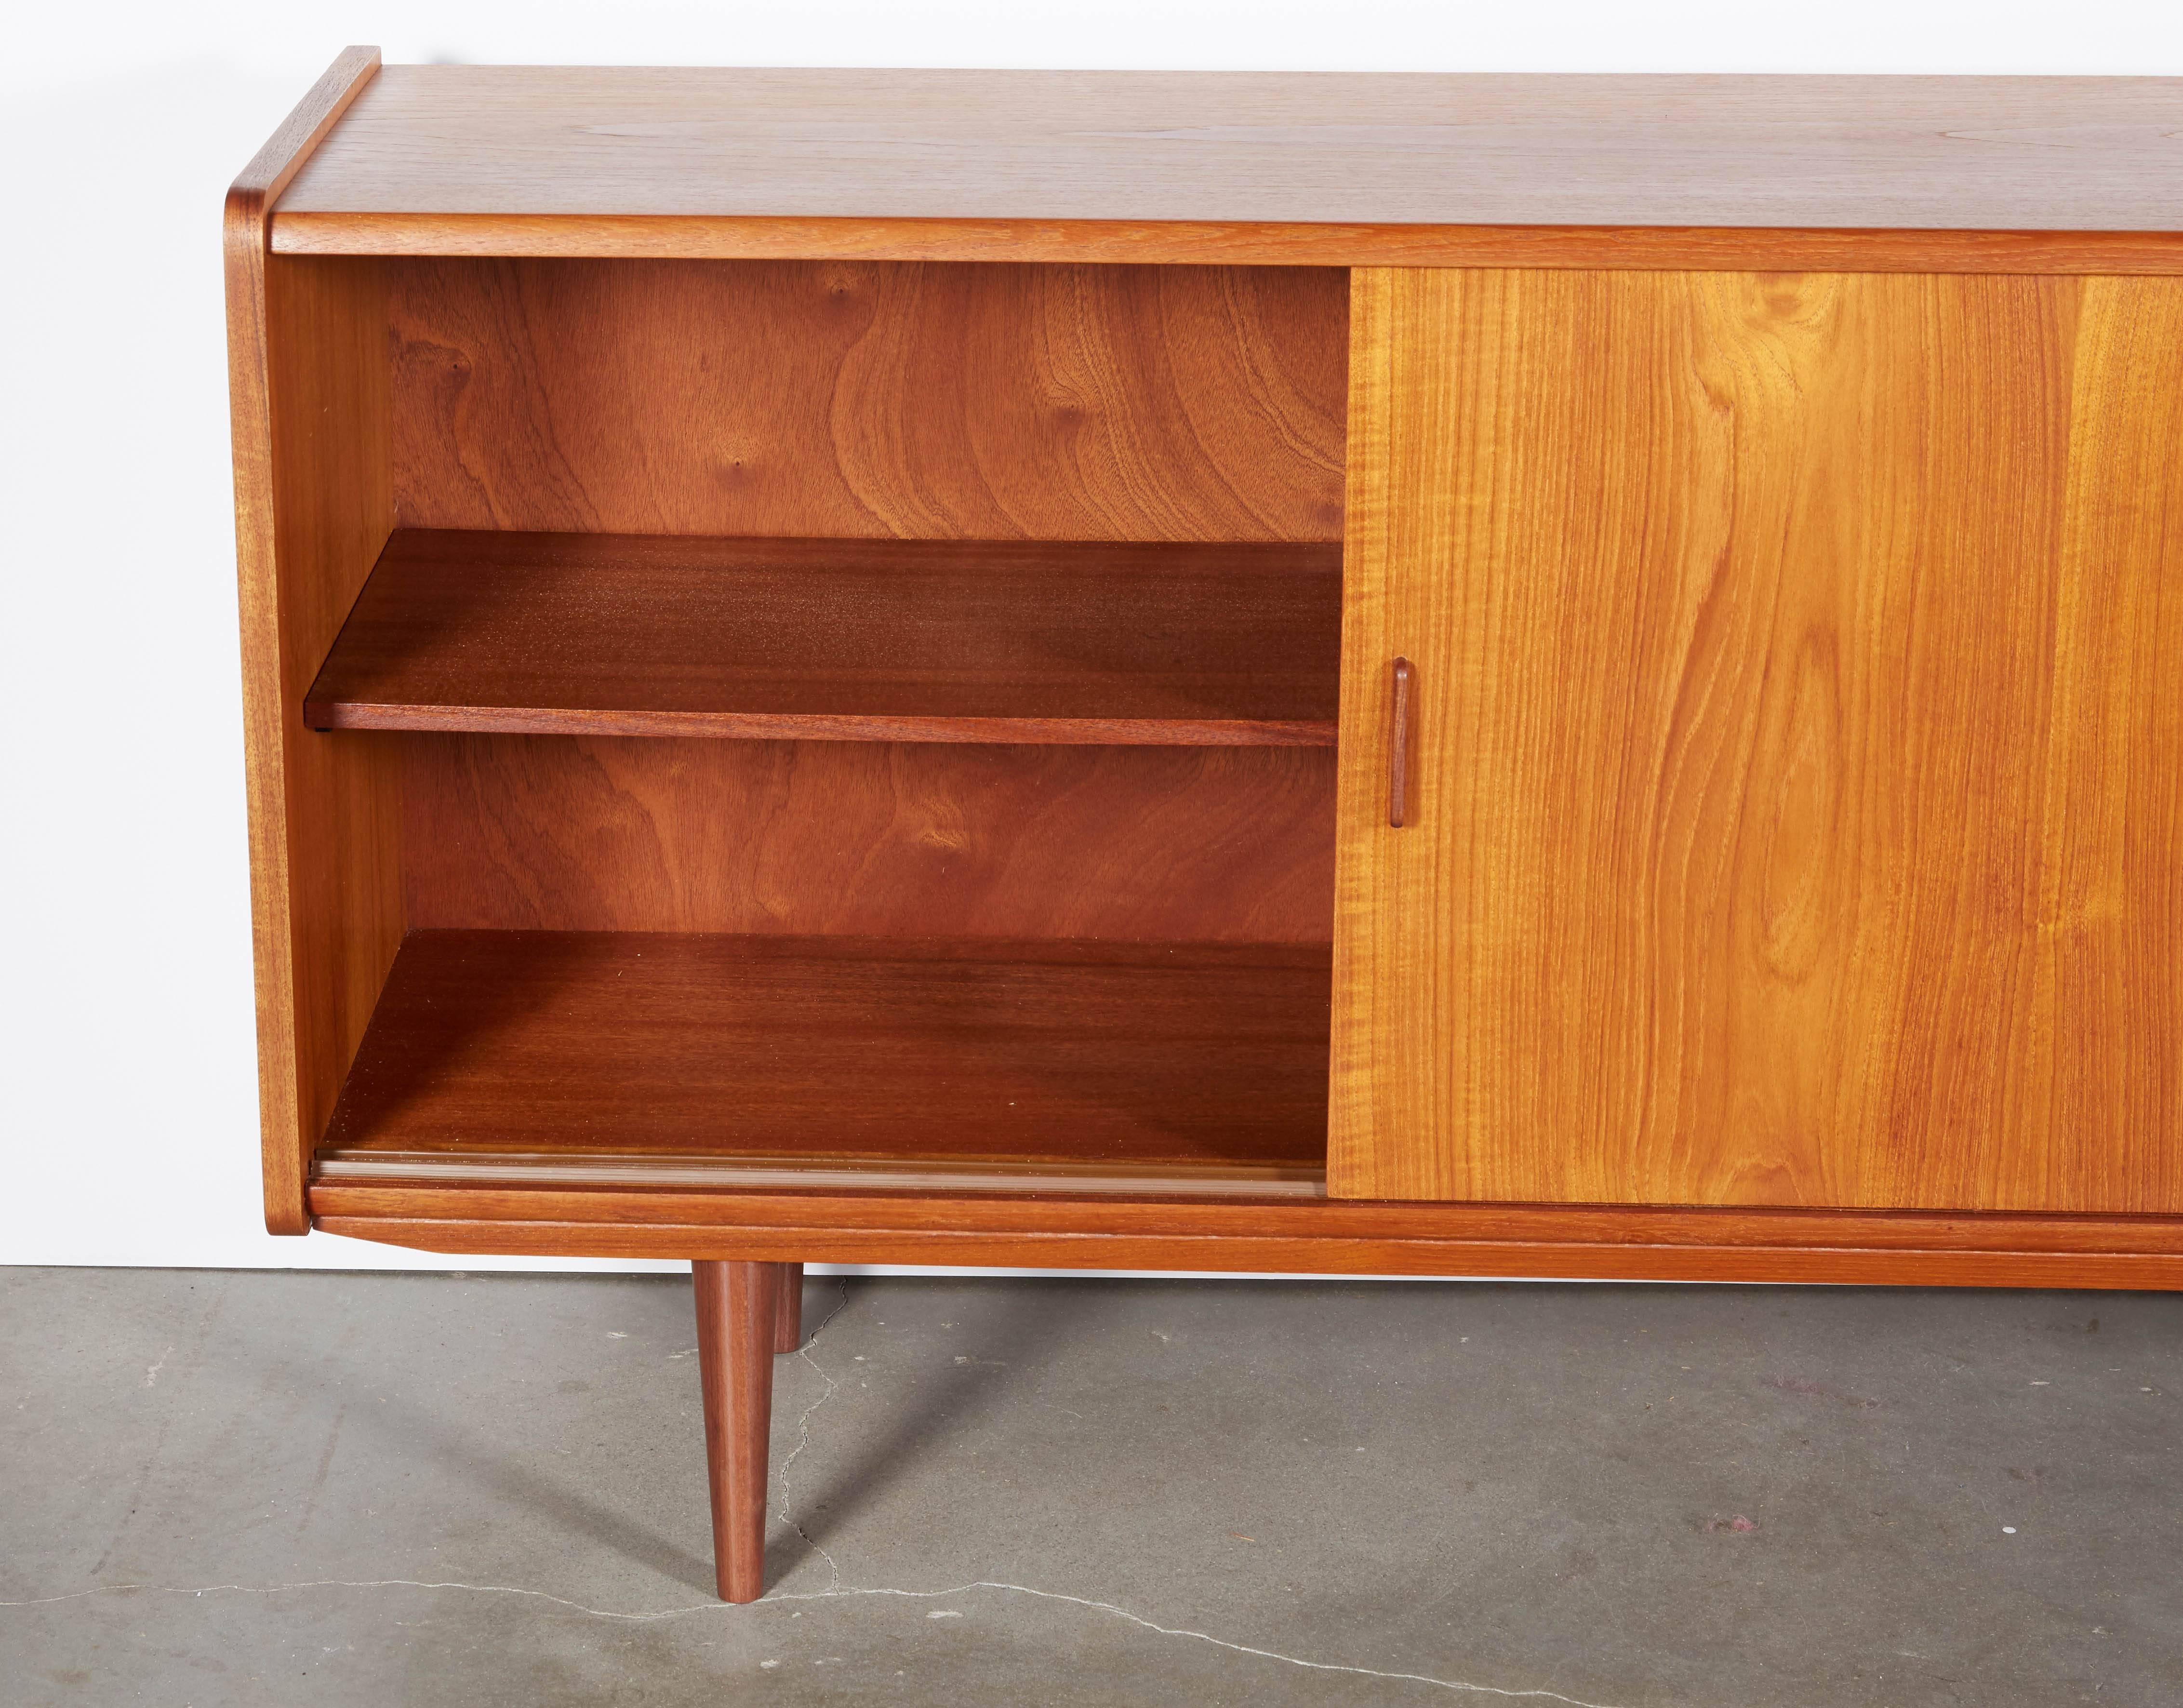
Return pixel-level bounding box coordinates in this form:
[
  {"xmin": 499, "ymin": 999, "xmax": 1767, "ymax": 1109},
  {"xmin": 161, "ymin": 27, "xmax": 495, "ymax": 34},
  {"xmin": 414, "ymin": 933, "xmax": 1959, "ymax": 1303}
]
[
  {"xmin": 319, "ymin": 928, "xmax": 1332, "ymax": 1188},
  {"xmin": 307, "ymin": 1182, "xmax": 2183, "ymax": 1292}
]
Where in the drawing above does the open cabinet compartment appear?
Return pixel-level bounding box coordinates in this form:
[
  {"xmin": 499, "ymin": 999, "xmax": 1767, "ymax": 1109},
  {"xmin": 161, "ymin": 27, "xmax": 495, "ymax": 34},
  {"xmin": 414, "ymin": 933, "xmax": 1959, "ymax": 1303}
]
[
  {"xmin": 295, "ymin": 253, "xmax": 1350, "ymax": 1200},
  {"xmin": 315, "ymin": 931, "xmax": 1334, "ymax": 1193}
]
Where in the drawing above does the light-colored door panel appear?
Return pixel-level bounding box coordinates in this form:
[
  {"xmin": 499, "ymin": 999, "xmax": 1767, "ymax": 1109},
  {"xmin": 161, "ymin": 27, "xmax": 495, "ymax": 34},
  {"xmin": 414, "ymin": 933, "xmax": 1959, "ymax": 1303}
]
[{"xmin": 1331, "ymin": 267, "xmax": 2183, "ymax": 1211}]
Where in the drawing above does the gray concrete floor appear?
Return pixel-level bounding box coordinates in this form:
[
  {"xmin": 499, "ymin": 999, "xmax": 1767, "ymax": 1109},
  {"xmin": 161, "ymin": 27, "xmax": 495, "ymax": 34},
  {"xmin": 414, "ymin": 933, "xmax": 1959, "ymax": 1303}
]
[{"xmin": 1, "ymin": 1269, "xmax": 2177, "ymax": 1708}]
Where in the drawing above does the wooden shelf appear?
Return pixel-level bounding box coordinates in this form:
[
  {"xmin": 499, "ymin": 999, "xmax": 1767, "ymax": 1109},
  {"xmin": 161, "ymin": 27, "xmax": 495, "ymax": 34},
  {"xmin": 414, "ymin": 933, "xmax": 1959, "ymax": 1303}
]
[
  {"xmin": 316, "ymin": 931, "xmax": 1332, "ymax": 1195},
  {"xmin": 304, "ymin": 531, "xmax": 1342, "ymax": 745}
]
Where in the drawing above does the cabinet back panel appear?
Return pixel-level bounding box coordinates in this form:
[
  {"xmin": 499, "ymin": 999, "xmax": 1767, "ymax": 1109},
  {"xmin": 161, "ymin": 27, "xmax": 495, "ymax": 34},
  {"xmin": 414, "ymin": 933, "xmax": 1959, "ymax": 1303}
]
[
  {"xmin": 387, "ymin": 258, "xmax": 1346, "ymax": 542},
  {"xmin": 403, "ymin": 735, "xmax": 1335, "ymax": 943}
]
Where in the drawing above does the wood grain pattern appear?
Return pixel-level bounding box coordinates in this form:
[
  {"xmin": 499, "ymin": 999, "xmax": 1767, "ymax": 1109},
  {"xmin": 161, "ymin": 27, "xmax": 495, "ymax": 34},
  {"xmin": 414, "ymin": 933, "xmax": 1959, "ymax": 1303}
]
[
  {"xmin": 400, "ymin": 735, "xmax": 1335, "ymax": 944},
  {"xmin": 227, "ymin": 46, "xmax": 402, "ymax": 1234},
  {"xmin": 1333, "ymin": 268, "xmax": 2183, "ymax": 1214},
  {"xmin": 692, "ymin": 1259, "xmax": 777, "ymax": 1602},
  {"xmin": 230, "ymin": 47, "xmax": 380, "ymax": 226},
  {"xmin": 273, "ymin": 211, "xmax": 2183, "ymax": 276},
  {"xmin": 238, "ymin": 54, "xmax": 2183, "ymax": 1294},
  {"xmin": 304, "ymin": 530, "xmax": 1341, "ymax": 745},
  {"xmin": 276, "ymin": 66, "xmax": 2183, "ymax": 237},
  {"xmin": 307, "ymin": 1181, "xmax": 2183, "ymax": 1291},
  {"xmin": 319, "ymin": 931, "xmax": 1333, "ymax": 1173},
  {"xmin": 387, "ymin": 258, "xmax": 1345, "ymax": 542}
]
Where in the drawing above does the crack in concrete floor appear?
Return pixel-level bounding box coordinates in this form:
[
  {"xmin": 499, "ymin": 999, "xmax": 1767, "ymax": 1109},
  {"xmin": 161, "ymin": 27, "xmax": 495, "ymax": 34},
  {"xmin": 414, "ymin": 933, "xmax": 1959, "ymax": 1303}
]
[
  {"xmin": 0, "ymin": 1579, "xmax": 1622, "ymax": 1705},
  {"xmin": 3, "ymin": 1278, "xmax": 1624, "ymax": 1705},
  {"xmin": 759, "ymin": 1281, "xmax": 1622, "ymax": 1700},
  {"xmin": 773, "ymin": 1280, "xmax": 852, "ymax": 1593}
]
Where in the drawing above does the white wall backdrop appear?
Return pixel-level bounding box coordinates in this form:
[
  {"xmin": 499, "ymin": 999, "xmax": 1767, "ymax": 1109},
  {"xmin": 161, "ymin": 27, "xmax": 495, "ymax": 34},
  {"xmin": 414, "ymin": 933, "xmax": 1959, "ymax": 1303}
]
[{"xmin": 4, "ymin": 0, "xmax": 2178, "ymax": 1272}]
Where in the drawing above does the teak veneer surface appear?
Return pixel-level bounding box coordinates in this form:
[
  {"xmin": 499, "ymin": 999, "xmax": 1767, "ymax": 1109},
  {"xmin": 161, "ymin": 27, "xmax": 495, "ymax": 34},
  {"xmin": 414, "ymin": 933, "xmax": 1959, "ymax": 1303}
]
[
  {"xmin": 271, "ymin": 66, "xmax": 2183, "ymax": 275},
  {"xmin": 305, "ymin": 531, "xmax": 1341, "ymax": 744},
  {"xmin": 227, "ymin": 47, "xmax": 404, "ymax": 1233},
  {"xmin": 306, "ymin": 1181, "xmax": 2183, "ymax": 1291},
  {"xmin": 401, "ymin": 736, "xmax": 1337, "ymax": 944},
  {"xmin": 320, "ymin": 930, "xmax": 1333, "ymax": 1174},
  {"xmin": 388, "ymin": 258, "xmax": 1346, "ymax": 543},
  {"xmin": 1334, "ymin": 268, "xmax": 2183, "ymax": 1214},
  {"xmin": 279, "ymin": 215, "xmax": 2183, "ymax": 276},
  {"xmin": 239, "ymin": 54, "xmax": 2183, "ymax": 1294}
]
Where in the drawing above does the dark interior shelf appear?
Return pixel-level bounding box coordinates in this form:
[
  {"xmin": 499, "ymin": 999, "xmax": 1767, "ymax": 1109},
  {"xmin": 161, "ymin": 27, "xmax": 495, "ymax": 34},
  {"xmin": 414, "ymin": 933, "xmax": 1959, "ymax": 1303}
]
[
  {"xmin": 304, "ymin": 531, "xmax": 1343, "ymax": 745},
  {"xmin": 316, "ymin": 930, "xmax": 1332, "ymax": 1195}
]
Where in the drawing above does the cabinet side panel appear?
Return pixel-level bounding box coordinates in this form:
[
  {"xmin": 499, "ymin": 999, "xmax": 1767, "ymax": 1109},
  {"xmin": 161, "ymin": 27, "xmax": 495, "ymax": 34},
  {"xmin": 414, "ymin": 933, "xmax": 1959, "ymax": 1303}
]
[
  {"xmin": 1332, "ymin": 268, "xmax": 2183, "ymax": 1212},
  {"xmin": 387, "ymin": 259, "xmax": 1347, "ymax": 543},
  {"xmin": 401, "ymin": 736, "xmax": 1335, "ymax": 945},
  {"xmin": 235, "ymin": 255, "xmax": 404, "ymax": 1231}
]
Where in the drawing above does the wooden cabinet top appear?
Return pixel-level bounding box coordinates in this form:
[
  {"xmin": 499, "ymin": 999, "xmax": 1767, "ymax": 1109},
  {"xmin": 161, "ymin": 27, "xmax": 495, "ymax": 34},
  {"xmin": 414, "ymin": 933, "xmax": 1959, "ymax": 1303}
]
[{"xmin": 261, "ymin": 54, "xmax": 2183, "ymax": 271}]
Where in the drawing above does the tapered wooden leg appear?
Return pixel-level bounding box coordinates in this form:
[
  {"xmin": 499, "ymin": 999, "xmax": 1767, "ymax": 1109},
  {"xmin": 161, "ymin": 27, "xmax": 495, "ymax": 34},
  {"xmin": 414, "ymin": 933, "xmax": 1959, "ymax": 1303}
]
[
  {"xmin": 692, "ymin": 1259, "xmax": 780, "ymax": 1603},
  {"xmin": 774, "ymin": 1262, "xmax": 804, "ymax": 1353}
]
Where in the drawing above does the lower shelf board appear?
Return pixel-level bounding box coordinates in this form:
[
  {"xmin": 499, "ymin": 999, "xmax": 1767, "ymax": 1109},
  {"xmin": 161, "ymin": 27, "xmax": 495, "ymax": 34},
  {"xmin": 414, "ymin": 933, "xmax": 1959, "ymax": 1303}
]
[{"xmin": 318, "ymin": 930, "xmax": 1333, "ymax": 1195}]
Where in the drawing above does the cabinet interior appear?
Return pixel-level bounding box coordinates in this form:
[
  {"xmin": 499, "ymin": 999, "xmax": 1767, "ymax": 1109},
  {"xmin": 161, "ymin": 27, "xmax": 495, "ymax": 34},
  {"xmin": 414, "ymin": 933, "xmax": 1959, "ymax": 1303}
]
[{"xmin": 308, "ymin": 254, "xmax": 1350, "ymax": 1194}]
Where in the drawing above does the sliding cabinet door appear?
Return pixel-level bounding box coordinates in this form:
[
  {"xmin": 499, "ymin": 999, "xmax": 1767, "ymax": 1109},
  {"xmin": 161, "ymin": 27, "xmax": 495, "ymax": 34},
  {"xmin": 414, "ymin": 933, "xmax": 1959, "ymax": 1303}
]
[{"xmin": 1330, "ymin": 267, "xmax": 2183, "ymax": 1211}]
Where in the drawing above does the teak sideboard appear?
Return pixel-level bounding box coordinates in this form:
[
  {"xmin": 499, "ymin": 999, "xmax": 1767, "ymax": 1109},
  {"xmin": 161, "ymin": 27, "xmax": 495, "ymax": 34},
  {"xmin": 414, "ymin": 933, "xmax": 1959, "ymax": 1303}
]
[{"xmin": 228, "ymin": 51, "xmax": 2183, "ymax": 1601}]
